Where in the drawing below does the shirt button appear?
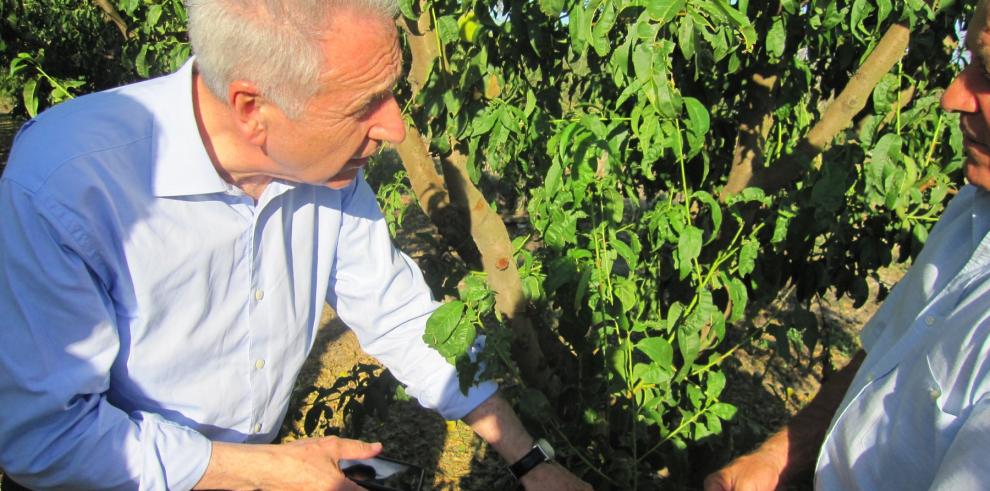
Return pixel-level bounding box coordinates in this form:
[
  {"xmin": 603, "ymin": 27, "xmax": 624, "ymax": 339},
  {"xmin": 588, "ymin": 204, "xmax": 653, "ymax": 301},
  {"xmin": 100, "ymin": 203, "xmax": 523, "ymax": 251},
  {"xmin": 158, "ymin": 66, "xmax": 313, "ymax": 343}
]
[
  {"xmin": 924, "ymin": 315, "xmax": 936, "ymax": 326},
  {"xmin": 255, "ymin": 289, "xmax": 265, "ymax": 301},
  {"xmin": 252, "ymin": 423, "xmax": 262, "ymax": 433},
  {"xmin": 930, "ymin": 386, "xmax": 941, "ymax": 401},
  {"xmin": 255, "ymin": 359, "xmax": 266, "ymax": 369},
  {"xmin": 865, "ymin": 372, "xmax": 874, "ymax": 382}
]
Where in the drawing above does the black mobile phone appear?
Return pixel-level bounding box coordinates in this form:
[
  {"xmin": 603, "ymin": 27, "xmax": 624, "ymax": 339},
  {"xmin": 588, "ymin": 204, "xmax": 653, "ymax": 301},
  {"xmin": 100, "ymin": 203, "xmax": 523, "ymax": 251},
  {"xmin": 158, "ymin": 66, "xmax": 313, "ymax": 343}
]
[{"xmin": 340, "ymin": 456, "xmax": 425, "ymax": 491}]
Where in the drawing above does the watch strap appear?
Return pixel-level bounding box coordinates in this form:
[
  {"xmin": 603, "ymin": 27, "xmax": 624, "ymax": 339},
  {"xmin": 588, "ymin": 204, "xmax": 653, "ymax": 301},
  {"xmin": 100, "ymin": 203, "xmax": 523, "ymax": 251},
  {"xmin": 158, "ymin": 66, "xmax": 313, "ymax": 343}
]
[{"xmin": 509, "ymin": 438, "xmax": 553, "ymax": 479}]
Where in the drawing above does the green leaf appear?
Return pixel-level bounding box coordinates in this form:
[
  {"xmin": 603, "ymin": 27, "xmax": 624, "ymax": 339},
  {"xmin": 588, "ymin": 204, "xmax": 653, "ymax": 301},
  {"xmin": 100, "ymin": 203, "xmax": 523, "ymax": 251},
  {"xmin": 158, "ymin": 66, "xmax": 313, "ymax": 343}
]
[
  {"xmin": 398, "ymin": 0, "xmax": 418, "ymax": 20},
  {"xmin": 540, "ymin": 0, "xmax": 566, "ymax": 17},
  {"xmin": 633, "ymin": 362, "xmax": 672, "ymax": 385},
  {"xmin": 471, "ymin": 109, "xmax": 499, "ymax": 137},
  {"xmin": 434, "ymin": 321, "xmax": 476, "ymax": 363},
  {"xmin": 683, "ymin": 97, "xmax": 710, "ymax": 157},
  {"xmin": 637, "ymin": 337, "xmax": 674, "ymax": 368},
  {"xmin": 591, "ymin": 3, "xmax": 618, "ymax": 57},
  {"xmin": 523, "ymin": 89, "xmax": 537, "ymax": 118},
  {"xmin": 544, "ymin": 162, "xmax": 563, "ymax": 197},
  {"xmin": 436, "ymin": 15, "xmax": 460, "ymax": 47},
  {"xmin": 667, "ymin": 302, "xmax": 684, "ymax": 332},
  {"xmin": 767, "ymin": 16, "xmax": 786, "ymax": 58},
  {"xmin": 646, "ymin": 0, "xmax": 686, "ymax": 26},
  {"xmin": 612, "ymin": 237, "xmax": 639, "ymax": 270},
  {"xmin": 726, "ymin": 277, "xmax": 748, "ymax": 323},
  {"xmin": 677, "ymin": 14, "xmax": 697, "ymax": 60},
  {"xmin": 677, "ymin": 315, "xmax": 701, "ymax": 372},
  {"xmin": 613, "ymin": 277, "xmax": 637, "ymax": 313},
  {"xmin": 850, "ymin": 0, "xmax": 874, "ymax": 39},
  {"xmin": 706, "ymin": 370, "xmax": 726, "ymax": 399},
  {"xmin": 693, "ymin": 191, "xmax": 721, "ymax": 242},
  {"xmin": 686, "ymin": 383, "xmax": 703, "ymax": 409},
  {"xmin": 678, "ymin": 226, "xmax": 703, "ymax": 268},
  {"xmin": 709, "ymin": 1, "xmax": 757, "ymax": 48},
  {"xmin": 146, "ymin": 4, "xmax": 163, "ymax": 30},
  {"xmin": 22, "ymin": 78, "xmax": 38, "ymax": 118},
  {"xmin": 136, "ymin": 44, "xmax": 150, "ymax": 79},
  {"xmin": 738, "ymin": 238, "xmax": 758, "ymax": 276},
  {"xmin": 877, "ymin": 0, "xmax": 892, "ymax": 24},
  {"xmin": 423, "ymin": 301, "xmax": 466, "ymax": 347},
  {"xmin": 709, "ymin": 401, "xmax": 737, "ymax": 420}
]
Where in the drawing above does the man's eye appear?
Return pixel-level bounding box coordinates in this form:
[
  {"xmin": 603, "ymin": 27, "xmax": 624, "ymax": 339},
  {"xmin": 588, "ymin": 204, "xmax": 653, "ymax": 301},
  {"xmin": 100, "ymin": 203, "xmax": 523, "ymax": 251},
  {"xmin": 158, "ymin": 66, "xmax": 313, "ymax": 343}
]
[{"xmin": 355, "ymin": 93, "xmax": 390, "ymax": 118}]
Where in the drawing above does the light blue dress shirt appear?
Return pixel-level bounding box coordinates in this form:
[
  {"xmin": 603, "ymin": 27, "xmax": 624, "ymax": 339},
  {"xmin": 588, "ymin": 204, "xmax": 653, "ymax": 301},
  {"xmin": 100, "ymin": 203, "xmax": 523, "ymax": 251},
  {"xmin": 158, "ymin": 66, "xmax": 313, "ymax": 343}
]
[
  {"xmin": 816, "ymin": 185, "xmax": 990, "ymax": 489},
  {"xmin": 0, "ymin": 60, "xmax": 496, "ymax": 490}
]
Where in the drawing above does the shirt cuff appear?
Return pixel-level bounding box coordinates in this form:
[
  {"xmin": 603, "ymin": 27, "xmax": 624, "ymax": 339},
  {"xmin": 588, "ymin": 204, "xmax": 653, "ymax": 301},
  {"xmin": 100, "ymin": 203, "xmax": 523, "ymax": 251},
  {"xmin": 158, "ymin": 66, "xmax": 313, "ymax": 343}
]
[{"xmin": 138, "ymin": 413, "xmax": 213, "ymax": 491}]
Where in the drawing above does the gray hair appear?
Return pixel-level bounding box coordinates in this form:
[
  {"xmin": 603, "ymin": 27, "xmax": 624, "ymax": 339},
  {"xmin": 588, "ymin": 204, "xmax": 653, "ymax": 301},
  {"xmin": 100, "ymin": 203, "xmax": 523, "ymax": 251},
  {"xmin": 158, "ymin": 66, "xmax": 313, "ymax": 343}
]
[{"xmin": 186, "ymin": 0, "xmax": 398, "ymax": 117}]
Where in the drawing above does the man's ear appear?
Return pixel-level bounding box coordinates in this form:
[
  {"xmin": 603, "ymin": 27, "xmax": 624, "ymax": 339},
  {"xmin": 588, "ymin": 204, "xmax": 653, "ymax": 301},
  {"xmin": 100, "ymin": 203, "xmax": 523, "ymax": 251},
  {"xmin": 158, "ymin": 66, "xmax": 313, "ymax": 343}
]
[{"xmin": 228, "ymin": 80, "xmax": 268, "ymax": 146}]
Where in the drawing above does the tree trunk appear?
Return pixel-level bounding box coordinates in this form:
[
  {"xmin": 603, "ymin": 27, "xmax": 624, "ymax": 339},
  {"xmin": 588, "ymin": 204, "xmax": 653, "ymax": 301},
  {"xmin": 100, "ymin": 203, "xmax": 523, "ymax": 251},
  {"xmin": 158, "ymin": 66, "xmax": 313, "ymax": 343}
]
[
  {"xmin": 720, "ymin": 72, "xmax": 779, "ymax": 200},
  {"xmin": 394, "ymin": 5, "xmax": 554, "ymax": 394}
]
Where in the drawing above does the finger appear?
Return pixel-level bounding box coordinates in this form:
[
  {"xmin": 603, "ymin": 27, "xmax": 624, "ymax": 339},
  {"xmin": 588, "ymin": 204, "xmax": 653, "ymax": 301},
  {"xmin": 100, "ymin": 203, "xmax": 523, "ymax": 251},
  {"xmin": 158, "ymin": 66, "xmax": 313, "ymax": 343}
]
[
  {"xmin": 330, "ymin": 437, "xmax": 383, "ymax": 460},
  {"xmin": 703, "ymin": 473, "xmax": 731, "ymax": 491},
  {"xmin": 334, "ymin": 475, "xmax": 369, "ymax": 491}
]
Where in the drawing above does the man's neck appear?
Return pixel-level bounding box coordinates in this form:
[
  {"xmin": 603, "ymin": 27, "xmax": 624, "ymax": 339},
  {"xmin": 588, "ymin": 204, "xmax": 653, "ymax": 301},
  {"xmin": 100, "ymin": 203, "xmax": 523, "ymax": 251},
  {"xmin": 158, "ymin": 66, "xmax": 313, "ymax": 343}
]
[{"xmin": 191, "ymin": 70, "xmax": 272, "ymax": 201}]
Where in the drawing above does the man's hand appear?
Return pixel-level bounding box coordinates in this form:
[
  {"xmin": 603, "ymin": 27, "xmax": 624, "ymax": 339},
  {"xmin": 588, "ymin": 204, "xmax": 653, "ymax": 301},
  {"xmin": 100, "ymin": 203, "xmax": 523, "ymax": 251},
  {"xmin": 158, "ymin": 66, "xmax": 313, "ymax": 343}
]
[
  {"xmin": 195, "ymin": 436, "xmax": 383, "ymax": 490},
  {"xmin": 703, "ymin": 452, "xmax": 786, "ymax": 491},
  {"xmin": 519, "ymin": 461, "xmax": 593, "ymax": 491}
]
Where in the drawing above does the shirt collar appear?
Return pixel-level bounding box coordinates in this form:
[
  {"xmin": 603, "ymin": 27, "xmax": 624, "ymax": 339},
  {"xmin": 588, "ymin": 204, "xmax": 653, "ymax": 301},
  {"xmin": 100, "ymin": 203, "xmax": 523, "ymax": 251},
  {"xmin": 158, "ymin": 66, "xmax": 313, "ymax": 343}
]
[{"xmin": 150, "ymin": 58, "xmax": 231, "ymax": 198}]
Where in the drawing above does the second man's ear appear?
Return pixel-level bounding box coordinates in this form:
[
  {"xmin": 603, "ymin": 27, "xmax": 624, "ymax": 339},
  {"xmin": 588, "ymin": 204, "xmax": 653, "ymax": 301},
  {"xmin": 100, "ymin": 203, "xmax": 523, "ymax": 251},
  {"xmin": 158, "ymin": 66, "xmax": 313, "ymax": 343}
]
[{"xmin": 228, "ymin": 80, "xmax": 268, "ymax": 145}]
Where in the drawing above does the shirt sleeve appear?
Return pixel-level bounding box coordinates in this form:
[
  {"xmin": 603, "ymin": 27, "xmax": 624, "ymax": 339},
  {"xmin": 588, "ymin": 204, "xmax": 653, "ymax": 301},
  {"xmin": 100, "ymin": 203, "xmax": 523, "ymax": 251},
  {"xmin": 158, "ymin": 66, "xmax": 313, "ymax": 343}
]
[
  {"xmin": 327, "ymin": 175, "xmax": 497, "ymax": 421},
  {"xmin": 0, "ymin": 179, "xmax": 212, "ymax": 490},
  {"xmin": 928, "ymin": 396, "xmax": 990, "ymax": 490}
]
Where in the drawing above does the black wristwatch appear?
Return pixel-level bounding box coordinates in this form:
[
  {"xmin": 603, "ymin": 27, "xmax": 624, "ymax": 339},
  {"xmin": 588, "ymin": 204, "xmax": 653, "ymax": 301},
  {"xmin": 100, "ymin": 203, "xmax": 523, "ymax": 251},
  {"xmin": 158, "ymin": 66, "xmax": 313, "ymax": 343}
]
[{"xmin": 509, "ymin": 438, "xmax": 555, "ymax": 480}]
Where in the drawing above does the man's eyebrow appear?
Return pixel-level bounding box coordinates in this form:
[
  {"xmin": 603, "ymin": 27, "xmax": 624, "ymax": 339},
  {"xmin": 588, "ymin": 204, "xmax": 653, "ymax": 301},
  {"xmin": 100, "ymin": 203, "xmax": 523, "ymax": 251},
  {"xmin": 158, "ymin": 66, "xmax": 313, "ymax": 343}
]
[{"xmin": 352, "ymin": 70, "xmax": 402, "ymax": 114}]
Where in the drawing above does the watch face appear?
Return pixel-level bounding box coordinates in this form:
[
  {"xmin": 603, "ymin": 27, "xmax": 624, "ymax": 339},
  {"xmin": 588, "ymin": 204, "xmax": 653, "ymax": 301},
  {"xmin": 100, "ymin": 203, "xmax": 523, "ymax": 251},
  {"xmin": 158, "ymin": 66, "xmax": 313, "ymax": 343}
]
[{"xmin": 536, "ymin": 438, "xmax": 555, "ymax": 460}]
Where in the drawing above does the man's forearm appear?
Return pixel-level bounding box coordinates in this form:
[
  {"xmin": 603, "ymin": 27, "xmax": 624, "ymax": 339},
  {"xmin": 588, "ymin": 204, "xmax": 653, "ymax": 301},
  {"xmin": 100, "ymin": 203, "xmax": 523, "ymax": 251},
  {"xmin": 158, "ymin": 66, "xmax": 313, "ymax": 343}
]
[
  {"xmin": 755, "ymin": 350, "xmax": 866, "ymax": 481},
  {"xmin": 461, "ymin": 393, "xmax": 536, "ymax": 463}
]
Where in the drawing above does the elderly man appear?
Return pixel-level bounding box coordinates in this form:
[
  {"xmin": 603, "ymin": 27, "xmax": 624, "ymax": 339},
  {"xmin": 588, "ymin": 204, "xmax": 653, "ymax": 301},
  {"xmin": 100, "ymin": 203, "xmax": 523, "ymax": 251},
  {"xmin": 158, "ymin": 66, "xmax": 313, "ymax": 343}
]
[
  {"xmin": 705, "ymin": 3, "xmax": 990, "ymax": 490},
  {"xmin": 0, "ymin": 1, "xmax": 589, "ymax": 489}
]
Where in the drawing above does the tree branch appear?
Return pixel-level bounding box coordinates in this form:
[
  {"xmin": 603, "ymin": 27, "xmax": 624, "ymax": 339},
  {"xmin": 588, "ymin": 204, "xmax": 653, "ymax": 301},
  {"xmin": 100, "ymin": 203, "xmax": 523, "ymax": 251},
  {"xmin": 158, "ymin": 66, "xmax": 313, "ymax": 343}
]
[
  {"xmin": 747, "ymin": 23, "xmax": 911, "ymax": 194},
  {"xmin": 91, "ymin": 0, "xmax": 130, "ymax": 39}
]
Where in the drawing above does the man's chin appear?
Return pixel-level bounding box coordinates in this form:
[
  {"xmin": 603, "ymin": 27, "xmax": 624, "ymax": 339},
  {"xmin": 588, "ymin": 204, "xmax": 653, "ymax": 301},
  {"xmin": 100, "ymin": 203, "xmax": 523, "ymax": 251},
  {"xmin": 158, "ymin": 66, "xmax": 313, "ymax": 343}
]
[
  {"xmin": 965, "ymin": 159, "xmax": 990, "ymax": 192},
  {"xmin": 326, "ymin": 169, "xmax": 359, "ymax": 190}
]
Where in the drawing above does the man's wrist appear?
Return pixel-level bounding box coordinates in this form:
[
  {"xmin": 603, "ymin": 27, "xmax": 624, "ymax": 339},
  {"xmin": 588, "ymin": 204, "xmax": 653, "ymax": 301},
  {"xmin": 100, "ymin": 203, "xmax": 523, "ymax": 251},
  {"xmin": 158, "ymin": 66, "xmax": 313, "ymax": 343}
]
[{"xmin": 509, "ymin": 438, "xmax": 555, "ymax": 480}]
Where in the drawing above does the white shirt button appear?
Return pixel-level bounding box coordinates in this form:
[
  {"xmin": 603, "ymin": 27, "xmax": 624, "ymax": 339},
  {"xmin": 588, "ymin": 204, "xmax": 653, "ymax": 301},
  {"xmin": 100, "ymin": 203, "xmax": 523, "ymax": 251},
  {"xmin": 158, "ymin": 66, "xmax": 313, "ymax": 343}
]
[
  {"xmin": 929, "ymin": 386, "xmax": 941, "ymax": 401},
  {"xmin": 254, "ymin": 289, "xmax": 264, "ymax": 301},
  {"xmin": 252, "ymin": 423, "xmax": 262, "ymax": 433},
  {"xmin": 924, "ymin": 315, "xmax": 936, "ymax": 326},
  {"xmin": 255, "ymin": 359, "xmax": 266, "ymax": 369}
]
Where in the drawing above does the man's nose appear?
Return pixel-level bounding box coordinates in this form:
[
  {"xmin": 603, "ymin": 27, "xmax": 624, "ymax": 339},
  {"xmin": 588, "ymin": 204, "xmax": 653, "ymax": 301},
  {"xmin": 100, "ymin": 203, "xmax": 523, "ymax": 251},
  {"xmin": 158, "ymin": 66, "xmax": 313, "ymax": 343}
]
[
  {"xmin": 368, "ymin": 95, "xmax": 406, "ymax": 144},
  {"xmin": 941, "ymin": 64, "xmax": 981, "ymax": 114}
]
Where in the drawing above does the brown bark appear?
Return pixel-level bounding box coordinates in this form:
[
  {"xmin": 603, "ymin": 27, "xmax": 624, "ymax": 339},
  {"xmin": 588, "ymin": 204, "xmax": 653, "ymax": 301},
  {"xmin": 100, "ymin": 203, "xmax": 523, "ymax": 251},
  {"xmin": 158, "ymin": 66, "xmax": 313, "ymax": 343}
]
[
  {"xmin": 395, "ymin": 124, "xmax": 482, "ymax": 267},
  {"xmin": 742, "ymin": 24, "xmax": 911, "ymax": 195},
  {"xmin": 399, "ymin": 10, "xmax": 440, "ymax": 95},
  {"xmin": 720, "ymin": 72, "xmax": 780, "ymax": 200},
  {"xmin": 91, "ymin": 0, "xmax": 130, "ymax": 38},
  {"xmin": 444, "ymin": 143, "xmax": 558, "ymax": 395},
  {"xmin": 395, "ymin": 4, "xmax": 553, "ymax": 392}
]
